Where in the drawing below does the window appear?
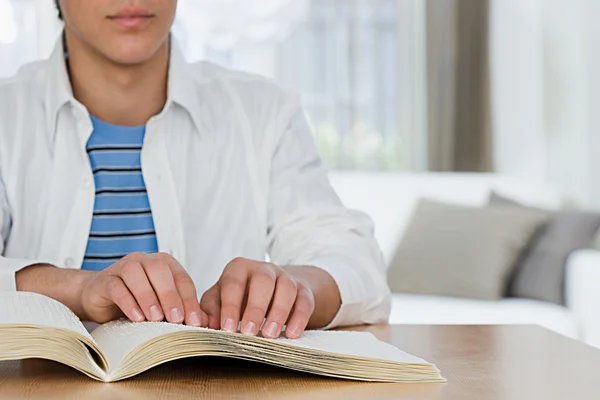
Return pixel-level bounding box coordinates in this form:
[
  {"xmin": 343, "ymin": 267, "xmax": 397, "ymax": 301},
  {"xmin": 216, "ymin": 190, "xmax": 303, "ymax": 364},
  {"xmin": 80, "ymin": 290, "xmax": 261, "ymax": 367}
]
[
  {"xmin": 174, "ymin": 0, "xmax": 427, "ymax": 170},
  {"xmin": 0, "ymin": 0, "xmax": 40, "ymax": 79},
  {"xmin": 0, "ymin": 0, "xmax": 427, "ymax": 171}
]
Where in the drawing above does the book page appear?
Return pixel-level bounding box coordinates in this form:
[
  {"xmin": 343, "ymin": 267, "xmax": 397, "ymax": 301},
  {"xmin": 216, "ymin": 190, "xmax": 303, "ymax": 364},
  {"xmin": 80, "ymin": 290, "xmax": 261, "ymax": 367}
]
[
  {"xmin": 0, "ymin": 291, "xmax": 92, "ymax": 341},
  {"xmin": 269, "ymin": 331, "xmax": 430, "ymax": 364},
  {"xmin": 91, "ymin": 320, "xmax": 201, "ymax": 369},
  {"xmin": 91, "ymin": 320, "xmax": 430, "ymax": 373}
]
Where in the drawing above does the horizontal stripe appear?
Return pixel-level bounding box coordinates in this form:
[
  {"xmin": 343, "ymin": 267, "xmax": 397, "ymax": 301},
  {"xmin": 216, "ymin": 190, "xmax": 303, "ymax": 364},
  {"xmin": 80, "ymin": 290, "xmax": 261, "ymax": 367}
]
[
  {"xmin": 84, "ymin": 254, "xmax": 128, "ymax": 261},
  {"xmin": 91, "ymin": 215, "xmax": 155, "ymax": 234},
  {"xmin": 96, "ymin": 191, "xmax": 148, "ymax": 197},
  {"xmin": 85, "ymin": 237, "xmax": 159, "ymax": 255},
  {"xmin": 93, "ymin": 209, "xmax": 152, "ymax": 217},
  {"xmin": 96, "ymin": 188, "xmax": 147, "ymax": 196},
  {"xmin": 87, "ymin": 145, "xmax": 143, "ymax": 153},
  {"xmin": 89, "ymin": 230, "xmax": 156, "ymax": 238},
  {"xmin": 88, "ymin": 151, "xmax": 141, "ymax": 168},
  {"xmin": 93, "ymin": 167, "xmax": 142, "ymax": 174},
  {"xmin": 94, "ymin": 193, "xmax": 151, "ymax": 211}
]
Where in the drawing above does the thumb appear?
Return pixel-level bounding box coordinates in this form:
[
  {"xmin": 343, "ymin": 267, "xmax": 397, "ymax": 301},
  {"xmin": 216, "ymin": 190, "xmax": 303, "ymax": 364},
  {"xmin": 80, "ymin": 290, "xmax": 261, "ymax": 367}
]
[{"xmin": 199, "ymin": 284, "xmax": 222, "ymax": 330}]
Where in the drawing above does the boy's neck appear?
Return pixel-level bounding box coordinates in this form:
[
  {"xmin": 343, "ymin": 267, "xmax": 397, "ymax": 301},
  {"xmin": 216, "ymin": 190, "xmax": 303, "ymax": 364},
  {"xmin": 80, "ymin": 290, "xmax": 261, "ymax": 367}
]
[{"xmin": 64, "ymin": 29, "xmax": 170, "ymax": 127}]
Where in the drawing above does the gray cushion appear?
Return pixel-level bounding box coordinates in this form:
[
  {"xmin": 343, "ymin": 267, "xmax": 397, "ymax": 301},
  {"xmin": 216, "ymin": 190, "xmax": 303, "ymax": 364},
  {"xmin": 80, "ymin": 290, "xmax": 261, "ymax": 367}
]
[
  {"xmin": 388, "ymin": 199, "xmax": 549, "ymax": 301},
  {"xmin": 490, "ymin": 192, "xmax": 600, "ymax": 304}
]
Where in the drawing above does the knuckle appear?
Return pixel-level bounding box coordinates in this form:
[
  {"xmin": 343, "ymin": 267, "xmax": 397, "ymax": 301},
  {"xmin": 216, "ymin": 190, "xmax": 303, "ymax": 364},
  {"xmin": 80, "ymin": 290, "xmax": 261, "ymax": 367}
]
[
  {"xmin": 227, "ymin": 257, "xmax": 249, "ymax": 271},
  {"xmin": 220, "ymin": 303, "xmax": 240, "ymax": 317},
  {"xmin": 269, "ymin": 305, "xmax": 292, "ymax": 320},
  {"xmin": 160, "ymin": 293, "xmax": 181, "ymax": 308},
  {"xmin": 173, "ymin": 270, "xmax": 192, "ymax": 283},
  {"xmin": 264, "ymin": 262, "xmax": 279, "ymax": 271},
  {"xmin": 259, "ymin": 263, "xmax": 279, "ymax": 276},
  {"xmin": 183, "ymin": 297, "xmax": 200, "ymax": 310},
  {"xmin": 297, "ymin": 290, "xmax": 315, "ymax": 311},
  {"xmin": 253, "ymin": 270, "xmax": 276, "ymax": 285},
  {"xmin": 220, "ymin": 276, "xmax": 246, "ymax": 292},
  {"xmin": 245, "ymin": 304, "xmax": 268, "ymax": 317},
  {"xmin": 157, "ymin": 252, "xmax": 175, "ymax": 262},
  {"xmin": 144, "ymin": 259, "xmax": 168, "ymax": 274},
  {"xmin": 120, "ymin": 261, "xmax": 140, "ymax": 276},
  {"xmin": 160, "ymin": 285, "xmax": 179, "ymax": 298},
  {"xmin": 278, "ymin": 275, "xmax": 298, "ymax": 292},
  {"xmin": 106, "ymin": 277, "xmax": 123, "ymax": 297},
  {"xmin": 175, "ymin": 276, "xmax": 197, "ymax": 298},
  {"xmin": 127, "ymin": 252, "xmax": 145, "ymax": 259}
]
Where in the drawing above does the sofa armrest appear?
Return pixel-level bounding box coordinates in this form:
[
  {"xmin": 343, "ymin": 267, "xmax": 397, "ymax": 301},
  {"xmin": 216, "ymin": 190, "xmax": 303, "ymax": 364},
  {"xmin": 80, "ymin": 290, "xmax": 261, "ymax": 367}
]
[{"xmin": 565, "ymin": 249, "xmax": 600, "ymax": 347}]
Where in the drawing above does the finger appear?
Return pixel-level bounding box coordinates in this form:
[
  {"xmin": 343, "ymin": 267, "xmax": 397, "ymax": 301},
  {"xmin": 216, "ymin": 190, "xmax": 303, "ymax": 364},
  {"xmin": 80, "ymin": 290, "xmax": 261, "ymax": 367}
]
[
  {"xmin": 142, "ymin": 257, "xmax": 185, "ymax": 324},
  {"xmin": 200, "ymin": 310, "xmax": 209, "ymax": 328},
  {"xmin": 262, "ymin": 274, "xmax": 298, "ymax": 338},
  {"xmin": 105, "ymin": 276, "xmax": 145, "ymax": 323},
  {"xmin": 200, "ymin": 284, "xmax": 221, "ymax": 330},
  {"xmin": 219, "ymin": 258, "xmax": 252, "ymax": 332},
  {"xmin": 285, "ymin": 285, "xmax": 315, "ymax": 339},
  {"xmin": 239, "ymin": 265, "xmax": 277, "ymax": 336},
  {"xmin": 173, "ymin": 272, "xmax": 203, "ymax": 327},
  {"xmin": 158, "ymin": 253, "xmax": 204, "ymax": 327},
  {"xmin": 119, "ymin": 260, "xmax": 164, "ymax": 322}
]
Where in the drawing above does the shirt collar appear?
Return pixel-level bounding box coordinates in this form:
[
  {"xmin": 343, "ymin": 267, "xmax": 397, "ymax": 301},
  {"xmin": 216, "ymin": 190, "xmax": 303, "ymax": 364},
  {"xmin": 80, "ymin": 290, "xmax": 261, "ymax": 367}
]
[
  {"xmin": 166, "ymin": 39, "xmax": 204, "ymax": 134},
  {"xmin": 44, "ymin": 34, "xmax": 77, "ymax": 141},
  {"xmin": 43, "ymin": 33, "xmax": 204, "ymax": 139}
]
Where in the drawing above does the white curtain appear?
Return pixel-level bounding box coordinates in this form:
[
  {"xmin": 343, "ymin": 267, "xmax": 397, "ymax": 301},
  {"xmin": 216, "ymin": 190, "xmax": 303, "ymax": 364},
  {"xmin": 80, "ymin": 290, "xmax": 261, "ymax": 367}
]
[
  {"xmin": 175, "ymin": 0, "xmax": 425, "ymax": 171},
  {"xmin": 491, "ymin": 0, "xmax": 600, "ymax": 208},
  {"xmin": 0, "ymin": 0, "xmax": 41, "ymax": 78}
]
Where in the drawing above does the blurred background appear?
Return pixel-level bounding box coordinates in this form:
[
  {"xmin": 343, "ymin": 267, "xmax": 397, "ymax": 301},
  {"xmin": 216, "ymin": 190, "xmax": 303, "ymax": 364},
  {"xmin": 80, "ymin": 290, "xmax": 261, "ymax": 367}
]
[{"xmin": 2, "ymin": 0, "xmax": 600, "ymax": 348}]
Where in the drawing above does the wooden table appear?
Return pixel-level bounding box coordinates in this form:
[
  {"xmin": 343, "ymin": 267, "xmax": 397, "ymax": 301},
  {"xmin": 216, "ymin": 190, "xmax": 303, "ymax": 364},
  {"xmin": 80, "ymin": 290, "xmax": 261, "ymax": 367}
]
[{"xmin": 0, "ymin": 325, "xmax": 598, "ymax": 399}]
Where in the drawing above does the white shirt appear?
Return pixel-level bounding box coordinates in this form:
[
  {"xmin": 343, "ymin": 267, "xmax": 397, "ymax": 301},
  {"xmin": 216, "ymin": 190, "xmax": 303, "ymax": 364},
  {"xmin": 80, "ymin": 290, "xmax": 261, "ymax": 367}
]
[{"xmin": 0, "ymin": 38, "xmax": 390, "ymax": 328}]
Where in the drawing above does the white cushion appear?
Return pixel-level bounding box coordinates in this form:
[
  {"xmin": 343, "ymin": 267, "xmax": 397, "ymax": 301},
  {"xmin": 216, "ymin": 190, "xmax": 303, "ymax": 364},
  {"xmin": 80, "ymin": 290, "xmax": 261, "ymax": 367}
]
[
  {"xmin": 327, "ymin": 172, "xmax": 579, "ymax": 341},
  {"xmin": 328, "ymin": 172, "xmax": 562, "ymax": 264},
  {"xmin": 565, "ymin": 250, "xmax": 600, "ymax": 348},
  {"xmin": 390, "ymin": 294, "xmax": 579, "ymax": 340}
]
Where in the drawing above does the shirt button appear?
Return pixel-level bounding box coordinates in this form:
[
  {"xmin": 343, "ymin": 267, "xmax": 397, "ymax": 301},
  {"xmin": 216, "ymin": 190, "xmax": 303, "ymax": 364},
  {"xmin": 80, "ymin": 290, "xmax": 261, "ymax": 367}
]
[
  {"xmin": 65, "ymin": 258, "xmax": 75, "ymax": 268},
  {"xmin": 83, "ymin": 179, "xmax": 92, "ymax": 189}
]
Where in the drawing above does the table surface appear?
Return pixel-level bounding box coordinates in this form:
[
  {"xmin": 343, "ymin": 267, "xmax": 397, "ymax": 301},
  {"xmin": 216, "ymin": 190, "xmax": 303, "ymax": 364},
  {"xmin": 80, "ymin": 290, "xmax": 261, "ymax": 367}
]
[{"xmin": 0, "ymin": 324, "xmax": 598, "ymax": 400}]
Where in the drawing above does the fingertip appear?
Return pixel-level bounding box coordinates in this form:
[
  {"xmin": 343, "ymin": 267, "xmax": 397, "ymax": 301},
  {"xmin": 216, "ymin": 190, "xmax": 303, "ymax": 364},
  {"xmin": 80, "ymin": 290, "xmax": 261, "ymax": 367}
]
[
  {"xmin": 149, "ymin": 305, "xmax": 164, "ymax": 322},
  {"xmin": 262, "ymin": 321, "xmax": 280, "ymax": 339},
  {"xmin": 240, "ymin": 320, "xmax": 258, "ymax": 336},
  {"xmin": 187, "ymin": 311, "xmax": 202, "ymax": 327},
  {"xmin": 223, "ymin": 317, "xmax": 238, "ymax": 333},
  {"xmin": 169, "ymin": 307, "xmax": 185, "ymax": 324},
  {"xmin": 285, "ymin": 325, "xmax": 303, "ymax": 339},
  {"xmin": 131, "ymin": 308, "xmax": 145, "ymax": 323}
]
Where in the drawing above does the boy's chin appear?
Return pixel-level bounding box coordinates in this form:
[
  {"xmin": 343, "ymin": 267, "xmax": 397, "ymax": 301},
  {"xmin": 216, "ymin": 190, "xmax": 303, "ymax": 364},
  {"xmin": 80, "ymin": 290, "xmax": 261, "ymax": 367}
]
[{"xmin": 100, "ymin": 39, "xmax": 168, "ymax": 66}]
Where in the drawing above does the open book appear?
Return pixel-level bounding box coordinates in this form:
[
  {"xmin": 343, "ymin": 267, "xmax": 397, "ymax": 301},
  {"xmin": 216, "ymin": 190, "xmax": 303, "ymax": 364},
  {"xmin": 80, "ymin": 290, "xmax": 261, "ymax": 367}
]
[{"xmin": 0, "ymin": 292, "xmax": 444, "ymax": 383}]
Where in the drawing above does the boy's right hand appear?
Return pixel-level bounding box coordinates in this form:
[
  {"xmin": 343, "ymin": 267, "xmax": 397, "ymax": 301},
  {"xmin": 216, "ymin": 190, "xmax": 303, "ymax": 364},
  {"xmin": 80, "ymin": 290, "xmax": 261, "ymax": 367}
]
[{"xmin": 80, "ymin": 252, "xmax": 206, "ymax": 327}]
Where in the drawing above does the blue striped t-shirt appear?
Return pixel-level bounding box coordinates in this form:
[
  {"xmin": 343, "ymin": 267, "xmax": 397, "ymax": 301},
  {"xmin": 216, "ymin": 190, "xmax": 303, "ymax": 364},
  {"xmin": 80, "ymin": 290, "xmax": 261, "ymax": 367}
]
[{"xmin": 81, "ymin": 116, "xmax": 159, "ymax": 271}]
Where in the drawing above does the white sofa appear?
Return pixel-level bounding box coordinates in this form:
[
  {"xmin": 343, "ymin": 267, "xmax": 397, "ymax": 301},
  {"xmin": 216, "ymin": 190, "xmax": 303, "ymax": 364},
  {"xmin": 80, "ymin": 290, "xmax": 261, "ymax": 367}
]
[{"xmin": 328, "ymin": 171, "xmax": 600, "ymax": 348}]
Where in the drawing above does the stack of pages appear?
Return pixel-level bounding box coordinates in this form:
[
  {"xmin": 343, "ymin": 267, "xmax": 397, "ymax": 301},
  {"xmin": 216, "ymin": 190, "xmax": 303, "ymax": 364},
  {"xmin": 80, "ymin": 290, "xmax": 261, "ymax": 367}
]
[{"xmin": 0, "ymin": 292, "xmax": 445, "ymax": 383}]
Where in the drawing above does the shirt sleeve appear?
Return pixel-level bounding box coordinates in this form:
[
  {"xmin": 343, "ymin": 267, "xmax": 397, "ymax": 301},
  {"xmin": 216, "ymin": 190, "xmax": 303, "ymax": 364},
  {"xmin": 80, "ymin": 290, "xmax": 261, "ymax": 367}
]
[
  {"xmin": 267, "ymin": 96, "xmax": 391, "ymax": 329},
  {"xmin": 0, "ymin": 173, "xmax": 46, "ymax": 291}
]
